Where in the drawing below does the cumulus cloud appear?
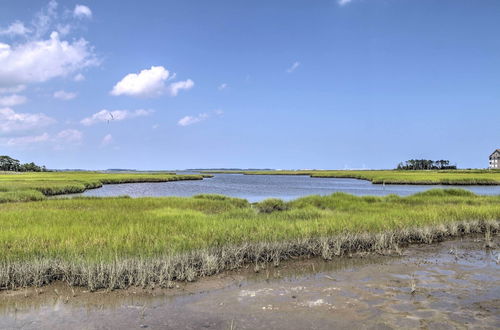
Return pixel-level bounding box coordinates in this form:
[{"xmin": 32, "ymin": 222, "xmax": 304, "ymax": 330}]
[
  {"xmin": 0, "ymin": 1, "xmax": 98, "ymax": 88},
  {"xmin": 0, "ymin": 94, "xmax": 27, "ymax": 107},
  {"xmin": 111, "ymin": 66, "xmax": 194, "ymax": 98},
  {"xmin": 53, "ymin": 90, "xmax": 77, "ymax": 100},
  {"xmin": 0, "ymin": 32, "xmax": 97, "ymax": 87},
  {"xmin": 101, "ymin": 134, "xmax": 113, "ymax": 146},
  {"xmin": 111, "ymin": 66, "xmax": 169, "ymax": 97},
  {"xmin": 286, "ymin": 61, "xmax": 300, "ymax": 73},
  {"xmin": 177, "ymin": 109, "xmax": 223, "ymax": 127},
  {"xmin": 338, "ymin": 0, "xmax": 354, "ymax": 6},
  {"xmin": 0, "ymin": 107, "xmax": 55, "ymax": 135},
  {"xmin": 80, "ymin": 109, "xmax": 152, "ymax": 126},
  {"xmin": 0, "ymin": 21, "xmax": 32, "ymax": 37},
  {"xmin": 73, "ymin": 5, "xmax": 92, "ymax": 19}
]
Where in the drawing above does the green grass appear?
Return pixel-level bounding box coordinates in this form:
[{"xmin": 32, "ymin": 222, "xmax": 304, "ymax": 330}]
[
  {"xmin": 1, "ymin": 189, "xmax": 499, "ymax": 290},
  {"xmin": 0, "ymin": 171, "xmax": 209, "ymax": 202},
  {"xmin": 203, "ymin": 169, "xmax": 500, "ymax": 185}
]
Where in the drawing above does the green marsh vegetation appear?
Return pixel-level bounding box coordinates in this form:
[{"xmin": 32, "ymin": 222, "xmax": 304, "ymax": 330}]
[
  {"xmin": 0, "ymin": 189, "xmax": 498, "ymax": 290},
  {"xmin": 0, "ymin": 171, "xmax": 208, "ymax": 202},
  {"xmin": 204, "ymin": 169, "xmax": 500, "ymax": 185}
]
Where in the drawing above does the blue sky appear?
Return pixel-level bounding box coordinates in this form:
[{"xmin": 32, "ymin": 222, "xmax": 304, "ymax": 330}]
[{"xmin": 0, "ymin": 0, "xmax": 499, "ymax": 170}]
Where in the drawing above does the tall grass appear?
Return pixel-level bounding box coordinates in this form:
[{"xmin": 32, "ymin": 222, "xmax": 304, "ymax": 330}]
[
  {"xmin": 203, "ymin": 169, "xmax": 500, "ymax": 185},
  {"xmin": 0, "ymin": 189, "xmax": 498, "ymax": 290}
]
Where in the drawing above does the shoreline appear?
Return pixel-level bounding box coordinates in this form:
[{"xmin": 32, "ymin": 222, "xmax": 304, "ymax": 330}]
[{"xmin": 1, "ymin": 220, "xmax": 497, "ymax": 291}]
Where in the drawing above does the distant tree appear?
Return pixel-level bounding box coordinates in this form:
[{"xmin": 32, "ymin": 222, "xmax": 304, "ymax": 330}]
[
  {"xmin": 0, "ymin": 155, "xmax": 48, "ymax": 172},
  {"xmin": 396, "ymin": 159, "xmax": 456, "ymax": 170},
  {"xmin": 0, "ymin": 155, "xmax": 21, "ymax": 171}
]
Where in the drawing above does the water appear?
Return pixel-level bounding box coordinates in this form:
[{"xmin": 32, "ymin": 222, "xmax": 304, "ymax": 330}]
[
  {"xmin": 1, "ymin": 237, "xmax": 499, "ymax": 329},
  {"xmin": 69, "ymin": 174, "xmax": 500, "ymax": 202}
]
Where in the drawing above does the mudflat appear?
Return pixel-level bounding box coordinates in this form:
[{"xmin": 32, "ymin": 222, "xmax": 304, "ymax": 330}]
[{"xmin": 1, "ymin": 235, "xmax": 498, "ymax": 330}]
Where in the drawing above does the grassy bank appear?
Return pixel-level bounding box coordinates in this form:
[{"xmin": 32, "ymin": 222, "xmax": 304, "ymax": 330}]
[
  {"xmin": 203, "ymin": 169, "xmax": 500, "ymax": 185},
  {"xmin": 0, "ymin": 171, "xmax": 209, "ymax": 202},
  {"xmin": 1, "ymin": 189, "xmax": 499, "ymax": 290}
]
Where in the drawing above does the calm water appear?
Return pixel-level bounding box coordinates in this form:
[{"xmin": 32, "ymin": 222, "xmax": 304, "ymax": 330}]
[{"xmin": 70, "ymin": 174, "xmax": 500, "ymax": 202}]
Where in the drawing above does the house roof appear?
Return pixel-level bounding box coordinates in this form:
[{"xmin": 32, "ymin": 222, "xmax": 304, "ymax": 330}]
[{"xmin": 490, "ymin": 149, "xmax": 500, "ymax": 157}]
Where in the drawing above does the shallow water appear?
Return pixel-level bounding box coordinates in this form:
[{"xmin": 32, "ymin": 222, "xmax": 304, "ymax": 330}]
[
  {"xmin": 67, "ymin": 174, "xmax": 500, "ymax": 202},
  {"xmin": 1, "ymin": 236, "xmax": 499, "ymax": 329}
]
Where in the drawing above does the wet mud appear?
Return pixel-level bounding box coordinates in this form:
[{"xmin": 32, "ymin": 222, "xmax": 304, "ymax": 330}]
[{"xmin": 1, "ymin": 236, "xmax": 499, "ymax": 329}]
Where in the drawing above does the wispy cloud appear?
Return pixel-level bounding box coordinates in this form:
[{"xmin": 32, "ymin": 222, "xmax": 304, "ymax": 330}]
[
  {"xmin": 0, "ymin": 21, "xmax": 31, "ymax": 37},
  {"xmin": 53, "ymin": 90, "xmax": 77, "ymax": 100},
  {"xmin": 3, "ymin": 133, "xmax": 50, "ymax": 146},
  {"xmin": 0, "ymin": 94, "xmax": 27, "ymax": 107},
  {"xmin": 177, "ymin": 109, "xmax": 223, "ymax": 127},
  {"xmin": 73, "ymin": 73, "xmax": 85, "ymax": 82},
  {"xmin": 338, "ymin": 0, "xmax": 354, "ymax": 6},
  {"xmin": 0, "ymin": 85, "xmax": 26, "ymax": 94},
  {"xmin": 1, "ymin": 129, "xmax": 83, "ymax": 148},
  {"xmin": 80, "ymin": 109, "xmax": 153, "ymax": 126},
  {"xmin": 0, "ymin": 107, "xmax": 55, "ymax": 135},
  {"xmin": 101, "ymin": 134, "xmax": 113, "ymax": 147},
  {"xmin": 286, "ymin": 61, "xmax": 300, "ymax": 73},
  {"xmin": 218, "ymin": 83, "xmax": 228, "ymax": 91}
]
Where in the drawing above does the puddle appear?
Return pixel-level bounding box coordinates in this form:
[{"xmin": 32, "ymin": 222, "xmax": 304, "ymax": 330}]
[{"xmin": 1, "ymin": 236, "xmax": 499, "ymax": 329}]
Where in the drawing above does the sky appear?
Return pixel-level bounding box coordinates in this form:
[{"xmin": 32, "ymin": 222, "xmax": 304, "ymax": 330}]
[{"xmin": 0, "ymin": 0, "xmax": 499, "ymax": 170}]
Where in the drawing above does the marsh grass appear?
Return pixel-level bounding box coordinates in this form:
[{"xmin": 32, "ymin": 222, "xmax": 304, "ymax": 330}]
[
  {"xmin": 204, "ymin": 169, "xmax": 500, "ymax": 185},
  {"xmin": 0, "ymin": 171, "xmax": 206, "ymax": 202},
  {"xmin": 0, "ymin": 189, "xmax": 499, "ymax": 290}
]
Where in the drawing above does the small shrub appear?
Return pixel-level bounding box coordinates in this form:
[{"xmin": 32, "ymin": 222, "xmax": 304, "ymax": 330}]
[{"xmin": 256, "ymin": 198, "xmax": 288, "ymax": 213}]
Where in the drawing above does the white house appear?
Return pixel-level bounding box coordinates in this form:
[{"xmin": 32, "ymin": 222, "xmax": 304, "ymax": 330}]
[{"xmin": 489, "ymin": 149, "xmax": 500, "ymax": 169}]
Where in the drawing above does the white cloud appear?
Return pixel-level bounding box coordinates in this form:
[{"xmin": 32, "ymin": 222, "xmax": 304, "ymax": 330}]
[
  {"xmin": 178, "ymin": 113, "xmax": 209, "ymax": 127},
  {"xmin": 55, "ymin": 129, "xmax": 82, "ymax": 143},
  {"xmin": 53, "ymin": 90, "xmax": 77, "ymax": 100},
  {"xmin": 177, "ymin": 110, "xmax": 223, "ymax": 127},
  {"xmin": 1, "ymin": 129, "xmax": 83, "ymax": 148},
  {"xmin": 0, "ymin": 85, "xmax": 26, "ymax": 94},
  {"xmin": 0, "ymin": 31, "xmax": 98, "ymax": 87},
  {"xmin": 338, "ymin": 0, "xmax": 353, "ymax": 6},
  {"xmin": 168, "ymin": 79, "xmax": 194, "ymax": 96},
  {"xmin": 74, "ymin": 73, "xmax": 85, "ymax": 82},
  {"xmin": 73, "ymin": 5, "xmax": 92, "ymax": 19},
  {"xmin": 0, "ymin": 94, "xmax": 27, "ymax": 107},
  {"xmin": 80, "ymin": 109, "xmax": 152, "ymax": 126},
  {"xmin": 218, "ymin": 83, "xmax": 228, "ymax": 91},
  {"xmin": 4, "ymin": 133, "xmax": 50, "ymax": 146},
  {"xmin": 111, "ymin": 66, "xmax": 194, "ymax": 98},
  {"xmin": 32, "ymin": 0, "xmax": 58, "ymax": 39},
  {"xmin": 0, "ymin": 107, "xmax": 55, "ymax": 135},
  {"xmin": 0, "ymin": 21, "xmax": 32, "ymax": 37},
  {"xmin": 286, "ymin": 61, "xmax": 300, "ymax": 73},
  {"xmin": 101, "ymin": 134, "xmax": 113, "ymax": 146},
  {"xmin": 111, "ymin": 66, "xmax": 169, "ymax": 97}
]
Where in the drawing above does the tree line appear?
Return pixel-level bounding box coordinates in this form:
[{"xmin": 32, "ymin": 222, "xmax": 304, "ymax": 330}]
[
  {"xmin": 396, "ymin": 159, "xmax": 457, "ymax": 170},
  {"xmin": 0, "ymin": 155, "xmax": 48, "ymax": 172}
]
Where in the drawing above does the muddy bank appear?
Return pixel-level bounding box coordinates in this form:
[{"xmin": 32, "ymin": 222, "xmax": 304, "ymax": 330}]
[{"xmin": 1, "ymin": 236, "xmax": 499, "ymax": 329}]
